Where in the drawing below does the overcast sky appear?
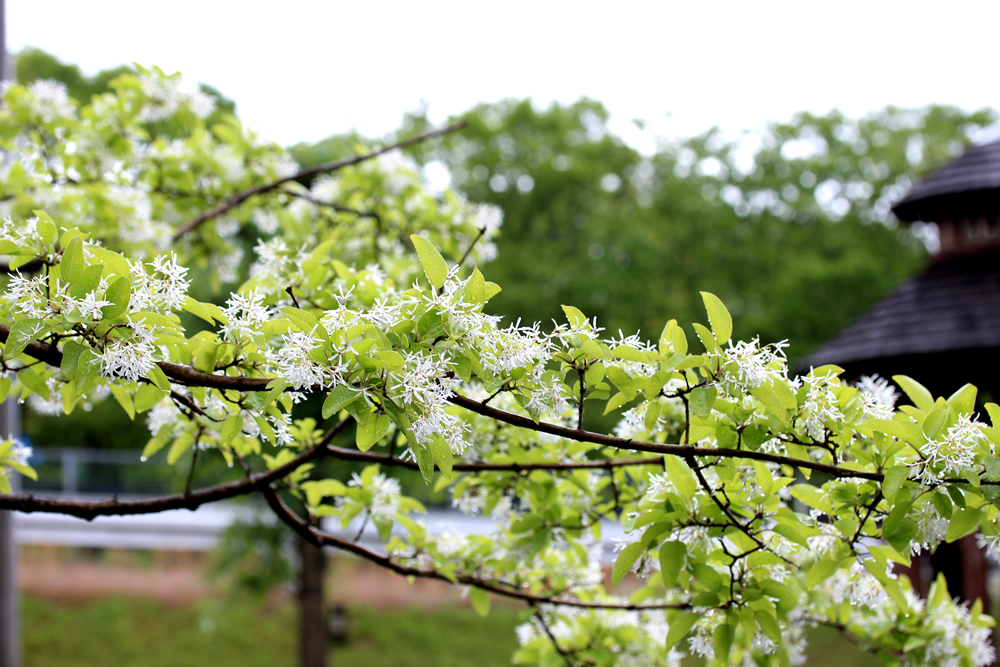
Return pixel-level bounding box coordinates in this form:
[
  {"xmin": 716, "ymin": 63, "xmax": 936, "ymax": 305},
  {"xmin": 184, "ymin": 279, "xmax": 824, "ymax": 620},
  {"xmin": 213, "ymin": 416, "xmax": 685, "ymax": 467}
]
[{"xmin": 9, "ymin": 1, "xmax": 999, "ymax": 151}]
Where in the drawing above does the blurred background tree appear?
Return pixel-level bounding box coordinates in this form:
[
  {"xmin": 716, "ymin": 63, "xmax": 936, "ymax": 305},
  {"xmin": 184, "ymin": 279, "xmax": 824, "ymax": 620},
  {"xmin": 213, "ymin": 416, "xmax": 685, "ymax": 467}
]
[{"xmin": 16, "ymin": 47, "xmax": 999, "ymax": 441}]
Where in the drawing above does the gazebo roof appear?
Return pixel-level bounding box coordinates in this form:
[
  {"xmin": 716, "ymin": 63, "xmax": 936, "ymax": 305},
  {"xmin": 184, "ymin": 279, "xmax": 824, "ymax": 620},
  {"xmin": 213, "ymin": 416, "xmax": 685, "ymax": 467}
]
[
  {"xmin": 892, "ymin": 139, "xmax": 1000, "ymax": 222},
  {"xmin": 805, "ymin": 249, "xmax": 1000, "ymax": 368}
]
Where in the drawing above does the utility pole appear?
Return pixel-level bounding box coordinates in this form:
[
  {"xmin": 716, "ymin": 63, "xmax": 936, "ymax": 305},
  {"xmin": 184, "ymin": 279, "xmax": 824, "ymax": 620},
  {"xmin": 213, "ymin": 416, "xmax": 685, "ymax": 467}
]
[
  {"xmin": 0, "ymin": 399, "xmax": 20, "ymax": 667},
  {"xmin": 0, "ymin": 6, "xmax": 20, "ymax": 666}
]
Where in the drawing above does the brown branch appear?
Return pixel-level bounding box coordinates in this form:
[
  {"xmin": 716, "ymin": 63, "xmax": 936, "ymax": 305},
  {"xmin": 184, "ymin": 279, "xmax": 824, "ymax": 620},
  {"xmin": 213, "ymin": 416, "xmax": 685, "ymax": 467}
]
[
  {"xmin": 447, "ymin": 393, "xmax": 887, "ymax": 482},
  {"xmin": 456, "ymin": 226, "xmax": 487, "ymax": 269},
  {"xmin": 2, "ymin": 323, "xmax": 991, "ymax": 488},
  {"xmin": 263, "ymin": 485, "xmax": 685, "ymax": 611},
  {"xmin": 171, "ymin": 122, "xmax": 467, "ymax": 241},
  {"xmin": 323, "ymin": 444, "xmax": 661, "ymax": 472},
  {"xmin": 0, "ymin": 418, "xmax": 350, "ymax": 519},
  {"xmin": 283, "ymin": 190, "xmax": 382, "ymax": 224}
]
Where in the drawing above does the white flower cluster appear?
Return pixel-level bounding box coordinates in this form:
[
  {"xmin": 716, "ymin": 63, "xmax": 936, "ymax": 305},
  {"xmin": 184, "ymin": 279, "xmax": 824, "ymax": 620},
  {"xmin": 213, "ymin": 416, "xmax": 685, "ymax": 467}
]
[
  {"xmin": 348, "ymin": 471, "xmax": 401, "ymax": 521},
  {"xmin": 137, "ymin": 68, "xmax": 215, "ymax": 122},
  {"xmin": 129, "ymin": 254, "xmax": 191, "ymax": 312},
  {"xmin": 913, "ymin": 413, "xmax": 988, "ymax": 485},
  {"xmin": 220, "ymin": 289, "xmax": 272, "ymax": 341},
  {"xmin": 797, "ymin": 372, "xmax": 843, "ymax": 441},
  {"xmin": 826, "ymin": 560, "xmax": 892, "ymax": 607},
  {"xmin": 21, "ymin": 79, "xmax": 75, "ymax": 122},
  {"xmin": 715, "ymin": 338, "xmax": 788, "ymax": 393},
  {"xmin": 98, "ymin": 322, "xmax": 158, "ymax": 382},
  {"xmin": 855, "ymin": 374, "xmax": 898, "ymax": 420},
  {"xmin": 271, "ymin": 330, "xmax": 341, "ymax": 390}
]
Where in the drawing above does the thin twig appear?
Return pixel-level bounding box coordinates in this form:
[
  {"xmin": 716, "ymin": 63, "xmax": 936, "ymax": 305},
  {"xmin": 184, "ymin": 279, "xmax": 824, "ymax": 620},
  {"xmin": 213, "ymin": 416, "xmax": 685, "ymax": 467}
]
[
  {"xmin": 171, "ymin": 122, "xmax": 467, "ymax": 240},
  {"xmin": 456, "ymin": 226, "xmax": 487, "ymax": 269}
]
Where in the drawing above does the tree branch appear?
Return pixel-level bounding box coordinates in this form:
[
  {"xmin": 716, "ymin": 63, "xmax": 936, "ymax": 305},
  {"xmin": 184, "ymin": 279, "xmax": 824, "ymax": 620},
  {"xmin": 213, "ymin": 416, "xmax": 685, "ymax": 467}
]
[
  {"xmin": 0, "ymin": 418, "xmax": 350, "ymax": 519},
  {"xmin": 171, "ymin": 122, "xmax": 467, "ymax": 241},
  {"xmin": 263, "ymin": 485, "xmax": 687, "ymax": 611},
  {"xmin": 3, "ymin": 323, "xmax": 988, "ymax": 488},
  {"xmin": 324, "ymin": 444, "xmax": 660, "ymax": 472}
]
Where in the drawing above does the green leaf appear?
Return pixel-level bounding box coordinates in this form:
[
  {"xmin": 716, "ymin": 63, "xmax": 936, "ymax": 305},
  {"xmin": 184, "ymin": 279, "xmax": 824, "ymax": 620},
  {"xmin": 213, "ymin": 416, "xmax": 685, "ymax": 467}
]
[
  {"xmin": 17, "ymin": 369, "xmax": 48, "ymax": 399},
  {"xmin": 88, "ymin": 246, "xmax": 131, "ymax": 277},
  {"xmin": 882, "ymin": 466, "xmax": 909, "ymax": 500},
  {"xmin": 60, "ymin": 340, "xmax": 84, "ymax": 379},
  {"xmin": 712, "ymin": 623, "xmax": 735, "ymax": 660},
  {"xmin": 689, "ymin": 386, "xmax": 717, "ymax": 418},
  {"xmin": 700, "ymin": 291, "xmax": 733, "ymax": 344},
  {"xmin": 429, "ymin": 435, "xmax": 453, "ymax": 479},
  {"xmin": 984, "ymin": 455, "xmax": 1000, "ymax": 481},
  {"xmin": 560, "ymin": 304, "xmax": 587, "ymax": 328},
  {"xmin": 893, "ymin": 375, "xmax": 934, "ymax": 412},
  {"xmin": 754, "ymin": 610, "xmax": 782, "ymax": 643},
  {"xmin": 167, "ymin": 433, "xmax": 194, "ymax": 465},
  {"xmin": 102, "ymin": 276, "xmax": 131, "ymax": 321},
  {"xmin": 751, "ymin": 384, "xmax": 787, "ymax": 423},
  {"xmin": 945, "ymin": 507, "xmax": 982, "ymax": 543},
  {"xmin": 644, "ymin": 401, "xmax": 662, "ymax": 432},
  {"xmin": 986, "ymin": 403, "xmax": 1000, "ymax": 429},
  {"xmin": 410, "ymin": 234, "xmax": 448, "ymax": 289},
  {"xmin": 356, "ymin": 414, "xmax": 392, "ymax": 452},
  {"xmin": 134, "ymin": 384, "xmax": 166, "ymax": 413},
  {"xmin": 109, "ymin": 384, "xmax": 135, "ymax": 420},
  {"xmin": 465, "ymin": 268, "xmax": 486, "ymax": 304},
  {"xmin": 691, "ymin": 562, "xmax": 723, "ymax": 590},
  {"xmin": 142, "ymin": 434, "xmax": 169, "ymax": 460},
  {"xmin": 883, "ymin": 510, "xmax": 918, "ymax": 555},
  {"xmin": 414, "ymin": 439, "xmax": 435, "ymax": 484},
  {"xmin": 665, "ymin": 612, "xmax": 698, "ymax": 652},
  {"xmin": 68, "ymin": 264, "xmax": 104, "ymax": 300},
  {"xmin": 923, "ymin": 408, "xmax": 949, "ymax": 440},
  {"xmin": 612, "ymin": 542, "xmax": 645, "ymax": 586},
  {"xmin": 692, "ymin": 322, "xmax": 719, "ymax": 354},
  {"xmin": 147, "ymin": 365, "xmax": 171, "ymax": 391},
  {"xmin": 658, "ymin": 540, "xmax": 686, "ymax": 588},
  {"xmin": 469, "ymin": 587, "xmax": 490, "ymax": 617},
  {"xmin": 61, "ymin": 236, "xmax": 85, "ymax": 285},
  {"xmin": 807, "ymin": 558, "xmax": 839, "ymax": 590},
  {"xmin": 220, "ymin": 415, "xmax": 244, "ymax": 444},
  {"xmin": 33, "ymin": 210, "xmax": 57, "ymax": 245},
  {"xmin": 947, "ymin": 383, "xmax": 978, "ymax": 416},
  {"xmin": 4, "ymin": 318, "xmax": 46, "ymax": 359},
  {"xmin": 663, "ymin": 456, "xmax": 697, "ymax": 498},
  {"xmin": 182, "ymin": 296, "xmax": 214, "ymax": 324},
  {"xmin": 322, "ymin": 385, "xmax": 359, "ymax": 419},
  {"xmin": 280, "ymin": 307, "xmax": 321, "ymax": 335}
]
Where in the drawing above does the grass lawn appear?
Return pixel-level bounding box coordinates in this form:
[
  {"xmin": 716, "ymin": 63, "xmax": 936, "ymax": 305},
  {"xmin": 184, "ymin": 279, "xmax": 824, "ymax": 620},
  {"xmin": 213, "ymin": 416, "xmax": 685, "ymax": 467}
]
[
  {"xmin": 21, "ymin": 593, "xmax": 884, "ymax": 667},
  {"xmin": 22, "ymin": 595, "xmax": 524, "ymax": 667}
]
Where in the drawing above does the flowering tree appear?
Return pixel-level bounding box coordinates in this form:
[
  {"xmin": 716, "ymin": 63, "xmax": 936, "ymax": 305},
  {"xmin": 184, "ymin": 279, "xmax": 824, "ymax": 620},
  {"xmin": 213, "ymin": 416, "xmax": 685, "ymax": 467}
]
[{"xmin": 0, "ymin": 70, "xmax": 999, "ymax": 667}]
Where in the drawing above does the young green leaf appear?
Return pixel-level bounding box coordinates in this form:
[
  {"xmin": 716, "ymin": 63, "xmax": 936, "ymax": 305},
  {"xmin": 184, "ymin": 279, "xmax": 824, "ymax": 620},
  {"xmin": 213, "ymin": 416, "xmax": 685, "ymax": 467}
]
[
  {"xmin": 700, "ymin": 291, "xmax": 733, "ymax": 344},
  {"xmin": 612, "ymin": 542, "xmax": 645, "ymax": 587},
  {"xmin": 61, "ymin": 235, "xmax": 85, "ymax": 285},
  {"xmin": 4, "ymin": 319, "xmax": 47, "ymax": 359},
  {"xmin": 665, "ymin": 612, "xmax": 698, "ymax": 652},
  {"xmin": 410, "ymin": 234, "xmax": 448, "ymax": 289}
]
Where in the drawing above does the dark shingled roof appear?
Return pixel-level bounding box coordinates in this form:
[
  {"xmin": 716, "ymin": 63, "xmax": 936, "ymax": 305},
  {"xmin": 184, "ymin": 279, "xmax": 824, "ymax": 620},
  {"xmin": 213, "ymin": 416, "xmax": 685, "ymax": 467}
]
[
  {"xmin": 805, "ymin": 249, "xmax": 1000, "ymax": 368},
  {"xmin": 892, "ymin": 140, "xmax": 1000, "ymax": 222}
]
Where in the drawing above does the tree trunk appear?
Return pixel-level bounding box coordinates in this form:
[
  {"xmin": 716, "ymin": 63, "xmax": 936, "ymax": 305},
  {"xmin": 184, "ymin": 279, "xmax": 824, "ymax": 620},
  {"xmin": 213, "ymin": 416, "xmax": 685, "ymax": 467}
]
[{"xmin": 298, "ymin": 536, "xmax": 327, "ymax": 667}]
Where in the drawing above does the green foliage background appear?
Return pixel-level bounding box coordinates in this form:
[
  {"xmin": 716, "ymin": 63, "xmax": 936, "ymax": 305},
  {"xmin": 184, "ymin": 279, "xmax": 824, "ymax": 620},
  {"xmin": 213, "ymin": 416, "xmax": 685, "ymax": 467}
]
[{"xmin": 16, "ymin": 46, "xmax": 997, "ymax": 441}]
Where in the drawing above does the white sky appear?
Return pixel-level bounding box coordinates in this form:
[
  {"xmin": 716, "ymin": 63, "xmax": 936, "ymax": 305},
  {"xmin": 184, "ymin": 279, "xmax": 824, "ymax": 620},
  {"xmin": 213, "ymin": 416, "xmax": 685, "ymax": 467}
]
[{"xmin": 9, "ymin": 1, "xmax": 1000, "ymax": 151}]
